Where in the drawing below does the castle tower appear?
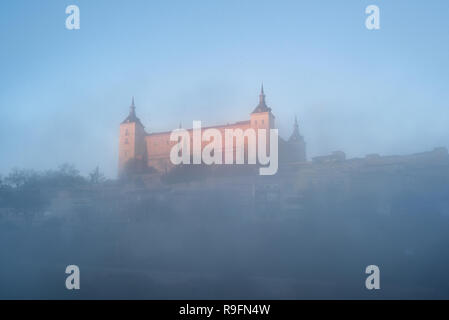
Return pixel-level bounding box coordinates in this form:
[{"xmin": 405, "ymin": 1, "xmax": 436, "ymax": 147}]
[
  {"xmin": 118, "ymin": 97, "xmax": 147, "ymax": 176},
  {"xmin": 287, "ymin": 115, "xmax": 307, "ymax": 162},
  {"xmin": 250, "ymin": 84, "xmax": 275, "ymax": 130},
  {"xmin": 250, "ymin": 84, "xmax": 276, "ymax": 156}
]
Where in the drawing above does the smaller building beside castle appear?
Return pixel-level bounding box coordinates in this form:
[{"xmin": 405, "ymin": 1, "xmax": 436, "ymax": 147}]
[{"xmin": 118, "ymin": 86, "xmax": 307, "ymax": 176}]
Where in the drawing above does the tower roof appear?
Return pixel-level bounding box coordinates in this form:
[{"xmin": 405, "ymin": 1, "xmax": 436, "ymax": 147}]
[
  {"xmin": 289, "ymin": 115, "xmax": 303, "ymax": 142},
  {"xmin": 121, "ymin": 96, "xmax": 144, "ymax": 126},
  {"xmin": 252, "ymin": 83, "xmax": 272, "ymax": 114}
]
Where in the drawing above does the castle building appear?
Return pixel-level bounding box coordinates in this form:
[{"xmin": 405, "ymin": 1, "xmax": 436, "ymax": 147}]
[{"xmin": 118, "ymin": 85, "xmax": 306, "ymax": 176}]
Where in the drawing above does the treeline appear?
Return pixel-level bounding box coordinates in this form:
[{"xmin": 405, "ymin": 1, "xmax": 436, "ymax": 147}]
[{"xmin": 0, "ymin": 164, "xmax": 106, "ymax": 216}]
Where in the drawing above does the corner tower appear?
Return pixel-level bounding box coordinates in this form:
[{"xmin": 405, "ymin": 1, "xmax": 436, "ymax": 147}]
[
  {"xmin": 118, "ymin": 97, "xmax": 147, "ymax": 176},
  {"xmin": 250, "ymin": 84, "xmax": 276, "ymax": 156},
  {"xmin": 287, "ymin": 116, "xmax": 307, "ymax": 162},
  {"xmin": 250, "ymin": 84, "xmax": 275, "ymax": 130}
]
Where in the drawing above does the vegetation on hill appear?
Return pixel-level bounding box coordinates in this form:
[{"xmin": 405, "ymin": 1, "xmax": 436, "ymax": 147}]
[{"xmin": 0, "ymin": 164, "xmax": 106, "ymax": 216}]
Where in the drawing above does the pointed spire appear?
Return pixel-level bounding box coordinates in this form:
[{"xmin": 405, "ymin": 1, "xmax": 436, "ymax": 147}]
[
  {"xmin": 289, "ymin": 115, "xmax": 301, "ymax": 142},
  {"xmin": 122, "ymin": 96, "xmax": 143, "ymax": 126},
  {"xmin": 179, "ymin": 121, "xmax": 182, "ymax": 129},
  {"xmin": 129, "ymin": 96, "xmax": 136, "ymax": 116},
  {"xmin": 252, "ymin": 83, "xmax": 271, "ymax": 113},
  {"xmin": 259, "ymin": 82, "xmax": 266, "ymax": 105}
]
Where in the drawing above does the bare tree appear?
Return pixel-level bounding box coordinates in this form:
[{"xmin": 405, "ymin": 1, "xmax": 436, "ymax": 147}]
[{"xmin": 89, "ymin": 166, "xmax": 106, "ymax": 184}]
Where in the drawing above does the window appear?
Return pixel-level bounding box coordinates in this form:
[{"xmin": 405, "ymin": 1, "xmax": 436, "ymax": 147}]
[
  {"xmin": 262, "ymin": 120, "xmax": 264, "ymax": 125},
  {"xmin": 125, "ymin": 138, "xmax": 129, "ymax": 144},
  {"xmin": 125, "ymin": 129, "xmax": 129, "ymax": 136}
]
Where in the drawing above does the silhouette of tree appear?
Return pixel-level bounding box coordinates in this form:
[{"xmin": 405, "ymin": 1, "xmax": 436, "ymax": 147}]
[
  {"xmin": 43, "ymin": 163, "xmax": 86, "ymax": 189},
  {"xmin": 89, "ymin": 166, "xmax": 106, "ymax": 184},
  {"xmin": 0, "ymin": 164, "xmax": 88, "ymax": 216},
  {"xmin": 4, "ymin": 168, "xmax": 39, "ymax": 188},
  {"xmin": 57, "ymin": 163, "xmax": 80, "ymax": 177}
]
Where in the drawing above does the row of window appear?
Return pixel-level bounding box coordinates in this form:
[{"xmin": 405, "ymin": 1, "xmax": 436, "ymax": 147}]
[{"xmin": 123, "ymin": 121, "xmax": 267, "ymax": 147}]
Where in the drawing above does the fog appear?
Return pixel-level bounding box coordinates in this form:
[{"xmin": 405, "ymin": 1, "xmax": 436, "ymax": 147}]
[
  {"xmin": 1, "ymin": 0, "xmax": 449, "ymax": 299},
  {"xmin": 1, "ymin": 162, "xmax": 449, "ymax": 299}
]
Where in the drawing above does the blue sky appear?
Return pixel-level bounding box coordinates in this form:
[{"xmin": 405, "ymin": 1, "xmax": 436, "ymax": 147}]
[{"xmin": 0, "ymin": 0, "xmax": 448, "ymax": 177}]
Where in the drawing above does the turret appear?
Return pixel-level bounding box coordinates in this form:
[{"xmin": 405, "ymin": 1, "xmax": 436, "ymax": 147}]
[
  {"xmin": 118, "ymin": 97, "xmax": 147, "ymax": 176},
  {"xmin": 249, "ymin": 84, "xmax": 276, "ymax": 158},
  {"xmin": 287, "ymin": 115, "xmax": 306, "ymax": 162},
  {"xmin": 250, "ymin": 83, "xmax": 275, "ymax": 130}
]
